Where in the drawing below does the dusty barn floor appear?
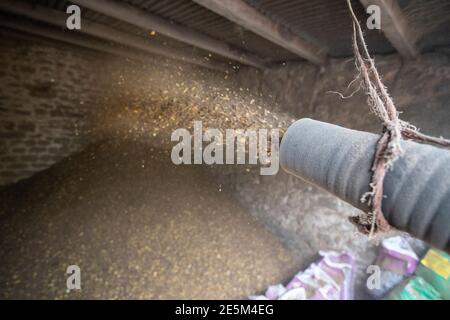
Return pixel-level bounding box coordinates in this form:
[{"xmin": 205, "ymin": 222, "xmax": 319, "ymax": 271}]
[{"xmin": 0, "ymin": 139, "xmax": 300, "ymax": 299}]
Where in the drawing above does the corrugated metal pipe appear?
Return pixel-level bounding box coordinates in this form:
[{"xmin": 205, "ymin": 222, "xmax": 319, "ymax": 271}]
[{"xmin": 280, "ymin": 118, "xmax": 450, "ymax": 252}]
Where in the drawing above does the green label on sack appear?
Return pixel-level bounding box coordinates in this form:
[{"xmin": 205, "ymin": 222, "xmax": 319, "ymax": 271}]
[{"xmin": 421, "ymin": 249, "xmax": 450, "ymax": 280}]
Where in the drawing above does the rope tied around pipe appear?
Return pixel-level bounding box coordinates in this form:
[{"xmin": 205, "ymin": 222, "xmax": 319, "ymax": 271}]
[{"xmin": 345, "ymin": 0, "xmax": 450, "ymax": 238}]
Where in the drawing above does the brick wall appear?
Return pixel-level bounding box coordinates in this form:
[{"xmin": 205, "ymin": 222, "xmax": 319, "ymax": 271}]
[
  {"xmin": 0, "ymin": 30, "xmax": 218, "ymax": 187},
  {"xmin": 0, "ymin": 33, "xmax": 116, "ymax": 186}
]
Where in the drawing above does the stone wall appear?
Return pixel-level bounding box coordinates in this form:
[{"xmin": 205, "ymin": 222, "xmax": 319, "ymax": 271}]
[{"xmin": 237, "ymin": 51, "xmax": 450, "ymax": 135}]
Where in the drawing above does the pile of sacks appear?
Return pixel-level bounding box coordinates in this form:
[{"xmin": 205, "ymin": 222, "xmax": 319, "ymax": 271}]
[{"xmin": 250, "ymin": 251, "xmax": 355, "ymax": 300}]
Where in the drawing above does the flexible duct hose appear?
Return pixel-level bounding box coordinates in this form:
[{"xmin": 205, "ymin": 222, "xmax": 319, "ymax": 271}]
[{"xmin": 280, "ymin": 118, "xmax": 450, "ymax": 252}]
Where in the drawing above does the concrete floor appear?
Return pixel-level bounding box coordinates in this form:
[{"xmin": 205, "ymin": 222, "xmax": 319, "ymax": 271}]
[{"xmin": 0, "ymin": 139, "xmax": 300, "ymax": 299}]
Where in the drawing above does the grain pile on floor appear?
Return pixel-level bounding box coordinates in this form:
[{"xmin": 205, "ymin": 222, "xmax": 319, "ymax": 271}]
[{"xmin": 0, "ymin": 139, "xmax": 299, "ymax": 299}]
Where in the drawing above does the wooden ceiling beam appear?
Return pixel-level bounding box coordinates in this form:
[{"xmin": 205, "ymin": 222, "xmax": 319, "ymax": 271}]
[
  {"xmin": 71, "ymin": 0, "xmax": 266, "ymax": 69},
  {"xmin": 360, "ymin": 0, "xmax": 419, "ymax": 59},
  {"xmin": 193, "ymin": 0, "xmax": 327, "ymax": 65},
  {"xmin": 0, "ymin": 0, "xmax": 230, "ymax": 72}
]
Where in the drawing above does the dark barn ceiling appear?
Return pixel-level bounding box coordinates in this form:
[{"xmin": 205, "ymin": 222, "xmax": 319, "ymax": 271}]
[{"xmin": 1, "ymin": 0, "xmax": 449, "ymax": 70}]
